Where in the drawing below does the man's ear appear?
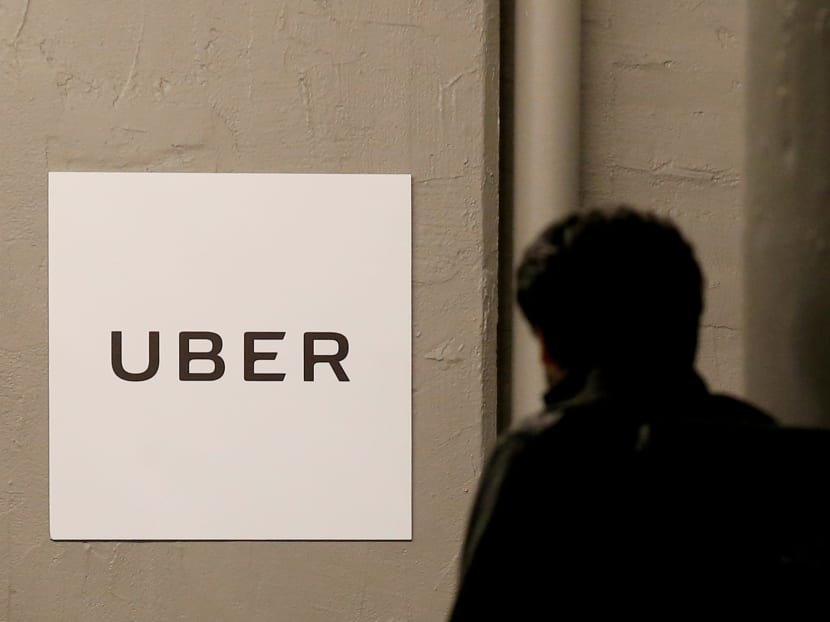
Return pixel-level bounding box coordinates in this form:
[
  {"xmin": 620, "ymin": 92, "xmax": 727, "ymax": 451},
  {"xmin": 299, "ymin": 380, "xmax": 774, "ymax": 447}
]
[
  {"xmin": 533, "ymin": 328, "xmax": 554, "ymax": 367},
  {"xmin": 534, "ymin": 328, "xmax": 567, "ymax": 384}
]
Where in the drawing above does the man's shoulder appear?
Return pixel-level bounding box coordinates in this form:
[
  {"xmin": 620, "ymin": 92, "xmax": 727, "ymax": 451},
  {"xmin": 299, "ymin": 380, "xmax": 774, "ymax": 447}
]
[
  {"xmin": 705, "ymin": 392, "xmax": 777, "ymax": 426},
  {"xmin": 507, "ymin": 408, "xmax": 565, "ymax": 438},
  {"xmin": 495, "ymin": 401, "xmax": 628, "ymax": 467},
  {"xmin": 496, "ymin": 407, "xmax": 585, "ymax": 455}
]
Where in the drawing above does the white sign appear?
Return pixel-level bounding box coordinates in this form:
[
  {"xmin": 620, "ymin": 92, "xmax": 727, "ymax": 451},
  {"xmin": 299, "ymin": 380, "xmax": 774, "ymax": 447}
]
[{"xmin": 49, "ymin": 172, "xmax": 412, "ymax": 540}]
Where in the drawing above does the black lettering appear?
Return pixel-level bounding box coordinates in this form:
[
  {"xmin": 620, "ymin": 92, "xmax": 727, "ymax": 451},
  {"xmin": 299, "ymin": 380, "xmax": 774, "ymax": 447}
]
[
  {"xmin": 304, "ymin": 332, "xmax": 350, "ymax": 381},
  {"xmin": 179, "ymin": 332, "xmax": 225, "ymax": 381},
  {"xmin": 244, "ymin": 332, "xmax": 286, "ymax": 381},
  {"xmin": 111, "ymin": 331, "xmax": 160, "ymax": 381}
]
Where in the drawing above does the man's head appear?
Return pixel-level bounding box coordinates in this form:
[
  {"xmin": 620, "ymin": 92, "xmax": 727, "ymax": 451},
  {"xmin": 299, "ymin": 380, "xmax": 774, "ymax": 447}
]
[{"xmin": 517, "ymin": 206, "xmax": 704, "ymax": 378}]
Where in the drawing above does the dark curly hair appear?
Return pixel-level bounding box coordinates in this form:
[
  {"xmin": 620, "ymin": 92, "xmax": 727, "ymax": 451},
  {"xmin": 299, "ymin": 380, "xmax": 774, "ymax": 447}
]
[{"xmin": 517, "ymin": 206, "xmax": 704, "ymax": 372}]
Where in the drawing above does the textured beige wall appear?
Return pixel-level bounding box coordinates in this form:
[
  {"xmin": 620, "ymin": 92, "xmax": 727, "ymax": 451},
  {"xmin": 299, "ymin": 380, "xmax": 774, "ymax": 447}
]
[
  {"xmin": 0, "ymin": 1, "xmax": 498, "ymax": 620},
  {"xmin": 582, "ymin": 0, "xmax": 747, "ymax": 396}
]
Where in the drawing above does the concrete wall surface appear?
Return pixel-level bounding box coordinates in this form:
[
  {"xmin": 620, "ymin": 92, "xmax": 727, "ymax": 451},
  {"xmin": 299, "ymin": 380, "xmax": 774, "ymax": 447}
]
[
  {"xmin": 581, "ymin": 0, "xmax": 747, "ymax": 397},
  {"xmin": 0, "ymin": 1, "xmax": 498, "ymax": 620}
]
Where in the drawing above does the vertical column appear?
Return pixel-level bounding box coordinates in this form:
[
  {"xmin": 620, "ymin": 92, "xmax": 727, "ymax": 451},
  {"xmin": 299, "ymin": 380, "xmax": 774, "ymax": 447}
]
[
  {"xmin": 502, "ymin": 0, "xmax": 581, "ymax": 427},
  {"xmin": 746, "ymin": 0, "xmax": 830, "ymax": 426}
]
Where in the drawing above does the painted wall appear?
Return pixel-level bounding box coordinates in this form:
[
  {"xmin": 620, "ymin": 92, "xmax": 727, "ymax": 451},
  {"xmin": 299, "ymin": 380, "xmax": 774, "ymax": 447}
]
[
  {"xmin": 581, "ymin": 0, "xmax": 747, "ymax": 397},
  {"xmin": 0, "ymin": 1, "xmax": 498, "ymax": 620}
]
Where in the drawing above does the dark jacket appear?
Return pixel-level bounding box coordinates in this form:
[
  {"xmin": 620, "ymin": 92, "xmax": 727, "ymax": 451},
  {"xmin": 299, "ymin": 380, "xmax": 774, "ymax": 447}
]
[{"xmin": 449, "ymin": 368, "xmax": 830, "ymax": 619}]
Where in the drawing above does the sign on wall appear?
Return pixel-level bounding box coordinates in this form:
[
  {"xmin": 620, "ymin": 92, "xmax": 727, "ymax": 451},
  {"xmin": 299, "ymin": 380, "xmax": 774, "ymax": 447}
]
[{"xmin": 49, "ymin": 172, "xmax": 412, "ymax": 540}]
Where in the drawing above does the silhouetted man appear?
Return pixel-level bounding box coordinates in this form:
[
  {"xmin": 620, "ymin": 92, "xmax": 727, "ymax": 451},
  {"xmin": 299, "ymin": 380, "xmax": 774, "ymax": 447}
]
[{"xmin": 449, "ymin": 207, "xmax": 830, "ymax": 619}]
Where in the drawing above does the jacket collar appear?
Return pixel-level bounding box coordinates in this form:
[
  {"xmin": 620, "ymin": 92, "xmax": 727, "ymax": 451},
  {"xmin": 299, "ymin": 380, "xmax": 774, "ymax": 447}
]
[{"xmin": 543, "ymin": 365, "xmax": 709, "ymax": 413}]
